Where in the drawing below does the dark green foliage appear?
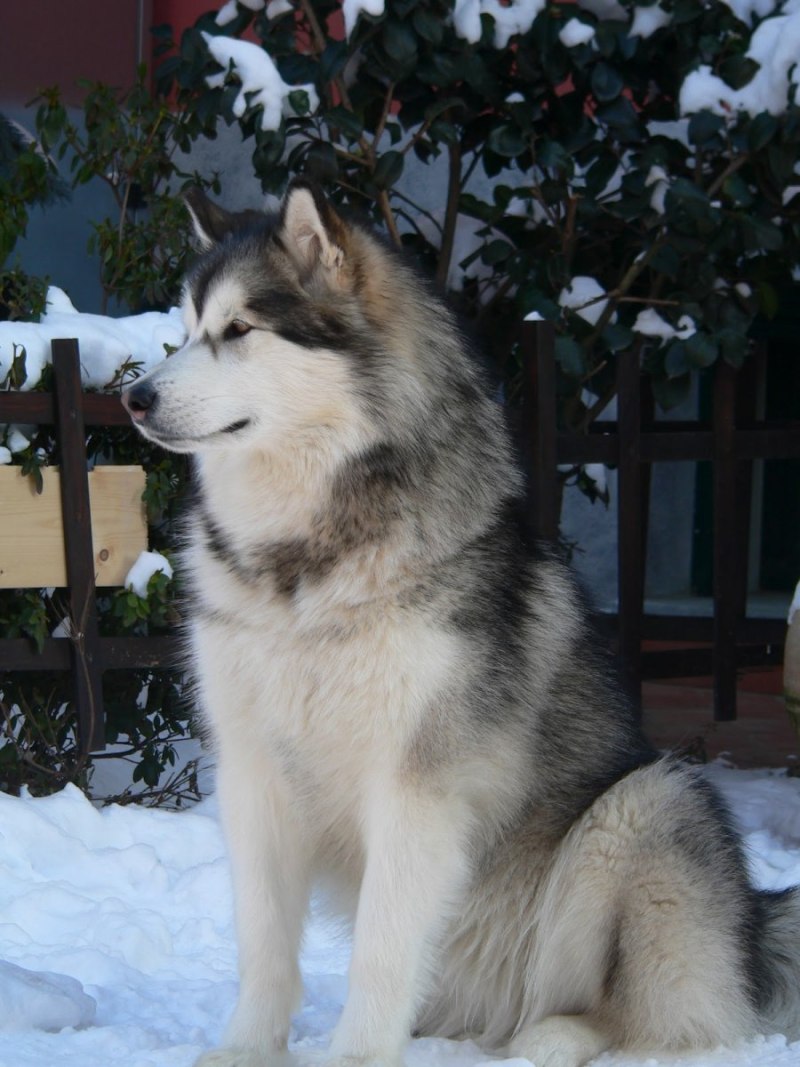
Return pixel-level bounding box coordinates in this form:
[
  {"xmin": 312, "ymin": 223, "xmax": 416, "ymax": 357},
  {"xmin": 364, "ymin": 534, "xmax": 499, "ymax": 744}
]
[
  {"xmin": 34, "ymin": 69, "xmax": 220, "ymax": 312},
  {"xmin": 0, "ymin": 113, "xmax": 67, "ymax": 324},
  {"xmin": 155, "ymin": 0, "xmax": 800, "ymax": 425}
]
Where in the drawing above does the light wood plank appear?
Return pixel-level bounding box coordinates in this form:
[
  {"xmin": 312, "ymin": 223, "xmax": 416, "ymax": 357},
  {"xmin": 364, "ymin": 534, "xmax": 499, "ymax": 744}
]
[{"xmin": 0, "ymin": 466, "xmax": 147, "ymax": 588}]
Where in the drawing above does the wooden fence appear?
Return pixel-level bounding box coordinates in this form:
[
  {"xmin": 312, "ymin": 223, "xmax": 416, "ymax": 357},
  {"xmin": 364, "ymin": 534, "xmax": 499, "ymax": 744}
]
[
  {"xmin": 520, "ymin": 319, "xmax": 800, "ymax": 720},
  {"xmin": 2, "ymin": 331, "xmax": 798, "ymax": 752},
  {"xmin": 0, "ymin": 339, "xmax": 179, "ymax": 754}
]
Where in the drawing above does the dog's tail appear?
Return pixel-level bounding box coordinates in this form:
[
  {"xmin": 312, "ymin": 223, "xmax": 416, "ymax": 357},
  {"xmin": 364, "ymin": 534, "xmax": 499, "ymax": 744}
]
[{"xmin": 754, "ymin": 886, "xmax": 800, "ymax": 1040}]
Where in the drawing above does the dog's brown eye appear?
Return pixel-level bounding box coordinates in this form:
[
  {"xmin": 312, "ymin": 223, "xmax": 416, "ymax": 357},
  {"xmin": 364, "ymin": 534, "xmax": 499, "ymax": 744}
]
[{"xmin": 224, "ymin": 319, "xmax": 253, "ymax": 341}]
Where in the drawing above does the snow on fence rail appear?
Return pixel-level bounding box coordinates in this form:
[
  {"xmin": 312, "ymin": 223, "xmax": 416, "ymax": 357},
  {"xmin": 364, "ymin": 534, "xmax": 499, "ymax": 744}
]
[{"xmin": 0, "ymin": 339, "xmax": 180, "ymax": 754}]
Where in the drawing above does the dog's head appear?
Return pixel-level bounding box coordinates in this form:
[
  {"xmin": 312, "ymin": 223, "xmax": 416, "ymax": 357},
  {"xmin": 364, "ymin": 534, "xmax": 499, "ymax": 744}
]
[{"xmin": 122, "ymin": 180, "xmax": 397, "ymax": 456}]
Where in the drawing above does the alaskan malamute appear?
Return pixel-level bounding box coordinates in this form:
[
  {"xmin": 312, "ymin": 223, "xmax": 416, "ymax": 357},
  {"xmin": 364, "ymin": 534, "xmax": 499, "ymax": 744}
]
[{"xmin": 123, "ymin": 181, "xmax": 800, "ymax": 1067}]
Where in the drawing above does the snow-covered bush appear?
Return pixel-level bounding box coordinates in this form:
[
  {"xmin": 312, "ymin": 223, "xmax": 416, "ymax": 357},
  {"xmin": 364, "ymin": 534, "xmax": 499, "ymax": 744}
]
[{"xmin": 158, "ymin": 0, "xmax": 800, "ymax": 421}]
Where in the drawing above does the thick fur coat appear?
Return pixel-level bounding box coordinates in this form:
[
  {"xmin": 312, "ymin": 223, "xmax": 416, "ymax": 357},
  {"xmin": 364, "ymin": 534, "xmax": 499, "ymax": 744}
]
[{"xmin": 123, "ymin": 181, "xmax": 800, "ymax": 1067}]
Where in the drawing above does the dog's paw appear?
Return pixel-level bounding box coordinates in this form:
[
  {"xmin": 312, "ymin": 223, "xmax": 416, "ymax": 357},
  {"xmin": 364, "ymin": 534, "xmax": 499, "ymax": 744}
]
[
  {"xmin": 194, "ymin": 1048, "xmax": 288, "ymax": 1067},
  {"xmin": 508, "ymin": 1014, "xmax": 609, "ymax": 1067},
  {"xmin": 326, "ymin": 1055, "xmax": 402, "ymax": 1067}
]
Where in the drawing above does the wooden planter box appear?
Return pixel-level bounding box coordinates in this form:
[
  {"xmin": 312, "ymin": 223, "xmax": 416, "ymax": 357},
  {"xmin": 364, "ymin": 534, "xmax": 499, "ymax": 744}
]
[{"xmin": 0, "ymin": 465, "xmax": 147, "ymax": 588}]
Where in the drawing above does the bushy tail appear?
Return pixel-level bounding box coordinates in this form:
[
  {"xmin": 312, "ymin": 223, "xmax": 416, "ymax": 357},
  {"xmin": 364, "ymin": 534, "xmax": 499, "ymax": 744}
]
[{"xmin": 754, "ymin": 887, "xmax": 800, "ymax": 1040}]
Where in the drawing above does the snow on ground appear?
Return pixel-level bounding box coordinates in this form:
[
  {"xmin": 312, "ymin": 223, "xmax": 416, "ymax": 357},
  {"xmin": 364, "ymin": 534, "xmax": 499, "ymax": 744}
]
[{"xmin": 0, "ymin": 765, "xmax": 799, "ymax": 1067}]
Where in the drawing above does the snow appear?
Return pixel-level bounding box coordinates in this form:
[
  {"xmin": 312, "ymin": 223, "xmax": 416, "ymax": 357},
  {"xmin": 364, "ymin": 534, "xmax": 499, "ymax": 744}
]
[
  {"xmin": 722, "ymin": 0, "xmax": 786, "ymax": 22},
  {"xmin": 266, "ymin": 0, "xmax": 293, "ymax": 17},
  {"xmin": 6, "ymin": 429, "xmax": 30, "ymax": 454},
  {"xmin": 558, "ymin": 18, "xmax": 596, "ymax": 47},
  {"xmin": 680, "ymin": 9, "xmax": 800, "ymax": 117},
  {"xmin": 630, "ymin": 3, "xmax": 671, "ymax": 38},
  {"xmin": 215, "ymin": 0, "xmax": 265, "ymax": 26},
  {"xmin": 633, "ymin": 308, "xmax": 697, "ymax": 342},
  {"xmin": 343, "ymin": 0, "xmax": 386, "ymax": 36},
  {"xmin": 575, "ymin": 0, "xmax": 626, "ymax": 19},
  {"xmin": 452, "ymin": 0, "xmax": 547, "ymax": 48},
  {"xmin": 0, "ymin": 962, "xmax": 95, "ymax": 1034},
  {"xmin": 125, "ymin": 551, "xmax": 174, "ymax": 598},
  {"xmin": 645, "ymin": 165, "xmax": 670, "ymax": 214},
  {"xmin": 0, "ymin": 288, "xmax": 184, "ymax": 392},
  {"xmin": 559, "ymin": 276, "xmax": 612, "ymax": 326},
  {"xmin": 0, "ymin": 766, "xmax": 798, "ymax": 1066},
  {"xmin": 202, "ymin": 34, "xmax": 319, "ymax": 132},
  {"xmin": 343, "ymin": 0, "xmax": 550, "ymax": 46},
  {"xmin": 584, "ymin": 462, "xmax": 608, "ymax": 495}
]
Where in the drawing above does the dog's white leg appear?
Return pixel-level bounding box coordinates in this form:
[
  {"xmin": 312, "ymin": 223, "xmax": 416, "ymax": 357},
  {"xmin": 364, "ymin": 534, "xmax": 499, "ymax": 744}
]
[
  {"xmin": 329, "ymin": 787, "xmax": 470, "ymax": 1067},
  {"xmin": 508, "ymin": 1014, "xmax": 610, "ymax": 1067},
  {"xmin": 197, "ymin": 746, "xmax": 309, "ymax": 1067}
]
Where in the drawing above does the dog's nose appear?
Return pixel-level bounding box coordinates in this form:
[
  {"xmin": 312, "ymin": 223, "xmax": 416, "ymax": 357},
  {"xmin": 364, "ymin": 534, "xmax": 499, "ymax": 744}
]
[{"xmin": 122, "ymin": 380, "xmax": 158, "ymax": 421}]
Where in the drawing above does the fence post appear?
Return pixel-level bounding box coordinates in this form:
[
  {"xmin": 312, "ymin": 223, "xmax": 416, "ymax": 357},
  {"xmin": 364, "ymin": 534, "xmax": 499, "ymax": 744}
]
[
  {"xmin": 712, "ymin": 357, "xmax": 739, "ymax": 721},
  {"xmin": 52, "ymin": 339, "xmax": 106, "ymax": 752},
  {"xmin": 521, "ymin": 320, "xmax": 560, "ymax": 541},
  {"xmin": 616, "ymin": 347, "xmax": 645, "ymax": 715}
]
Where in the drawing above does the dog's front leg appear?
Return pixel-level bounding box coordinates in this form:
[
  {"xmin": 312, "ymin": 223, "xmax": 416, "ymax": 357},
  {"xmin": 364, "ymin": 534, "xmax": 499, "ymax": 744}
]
[
  {"xmin": 330, "ymin": 786, "xmax": 471, "ymax": 1067},
  {"xmin": 196, "ymin": 746, "xmax": 309, "ymax": 1067}
]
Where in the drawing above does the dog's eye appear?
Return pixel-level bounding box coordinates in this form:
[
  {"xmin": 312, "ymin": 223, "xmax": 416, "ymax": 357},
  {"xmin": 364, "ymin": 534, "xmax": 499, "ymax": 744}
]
[{"xmin": 226, "ymin": 318, "xmax": 252, "ymax": 339}]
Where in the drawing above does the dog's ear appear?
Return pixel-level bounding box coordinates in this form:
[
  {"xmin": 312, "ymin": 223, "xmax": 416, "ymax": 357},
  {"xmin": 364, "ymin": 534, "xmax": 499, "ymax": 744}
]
[
  {"xmin": 184, "ymin": 188, "xmax": 242, "ymax": 250},
  {"xmin": 279, "ymin": 179, "xmax": 346, "ymax": 276}
]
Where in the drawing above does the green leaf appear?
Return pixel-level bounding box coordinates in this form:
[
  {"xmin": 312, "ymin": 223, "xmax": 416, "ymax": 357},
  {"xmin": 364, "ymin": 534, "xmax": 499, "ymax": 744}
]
[
  {"xmin": 685, "ymin": 332, "xmax": 718, "ymax": 368},
  {"xmin": 688, "ymin": 111, "xmax": 724, "ymax": 145},
  {"xmin": 595, "ymin": 96, "xmax": 642, "ymax": 142},
  {"xmin": 722, "ymin": 173, "xmax": 754, "ymax": 207},
  {"xmin": 382, "ymin": 20, "xmax": 418, "ymax": 66},
  {"xmin": 555, "ymin": 336, "xmax": 587, "ymax": 377},
  {"xmin": 664, "ymin": 341, "xmax": 689, "ymax": 378},
  {"xmin": 429, "ymin": 119, "xmax": 459, "ymax": 146},
  {"xmin": 537, "ymin": 138, "xmax": 571, "ymax": 172},
  {"xmin": 748, "ymin": 112, "xmax": 778, "ymax": 153},
  {"xmin": 718, "ymin": 55, "xmax": 760, "ymax": 91},
  {"xmin": 740, "ymin": 216, "xmax": 783, "ymax": 252},
  {"xmin": 591, "ymin": 63, "xmax": 624, "ymax": 103},
  {"xmin": 413, "ymin": 8, "xmax": 443, "ymax": 43},
  {"xmin": 487, "ymin": 124, "xmax": 526, "ymax": 158},
  {"xmin": 304, "ymin": 142, "xmax": 338, "ymax": 182},
  {"xmin": 287, "ymin": 90, "xmax": 312, "ymax": 117},
  {"xmin": 718, "ymin": 327, "xmax": 748, "ymax": 367},
  {"xmin": 601, "ymin": 323, "xmax": 634, "ymax": 352},
  {"xmin": 482, "ymin": 239, "xmax": 514, "ymax": 265},
  {"xmin": 373, "ymin": 150, "xmax": 404, "ymax": 189},
  {"xmin": 324, "ymin": 106, "xmax": 363, "ymax": 142},
  {"xmin": 648, "ymin": 243, "xmax": 680, "ymax": 279}
]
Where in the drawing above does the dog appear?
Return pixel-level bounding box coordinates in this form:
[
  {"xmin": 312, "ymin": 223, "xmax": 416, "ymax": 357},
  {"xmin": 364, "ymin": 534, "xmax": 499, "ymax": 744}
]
[{"xmin": 122, "ymin": 180, "xmax": 800, "ymax": 1067}]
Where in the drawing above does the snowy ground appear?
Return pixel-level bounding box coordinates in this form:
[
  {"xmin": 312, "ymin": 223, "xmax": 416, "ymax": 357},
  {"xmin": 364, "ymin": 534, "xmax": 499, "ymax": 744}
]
[{"xmin": 1, "ymin": 765, "xmax": 800, "ymax": 1067}]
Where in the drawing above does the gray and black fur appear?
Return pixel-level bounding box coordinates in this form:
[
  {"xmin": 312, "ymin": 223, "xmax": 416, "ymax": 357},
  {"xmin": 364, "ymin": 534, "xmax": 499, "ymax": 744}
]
[{"xmin": 123, "ymin": 180, "xmax": 800, "ymax": 1067}]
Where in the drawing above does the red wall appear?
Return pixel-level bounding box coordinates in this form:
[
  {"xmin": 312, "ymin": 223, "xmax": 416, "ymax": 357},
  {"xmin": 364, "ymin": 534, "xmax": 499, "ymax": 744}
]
[
  {"xmin": 1, "ymin": 0, "xmax": 154, "ymax": 104},
  {"xmin": 152, "ymin": 0, "xmax": 210, "ymax": 38}
]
